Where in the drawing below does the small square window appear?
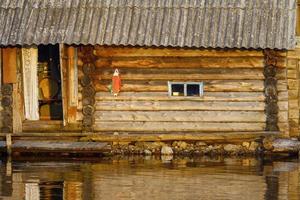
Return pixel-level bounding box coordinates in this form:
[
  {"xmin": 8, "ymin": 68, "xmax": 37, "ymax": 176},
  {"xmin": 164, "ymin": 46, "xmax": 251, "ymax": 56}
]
[
  {"xmin": 187, "ymin": 84, "xmax": 200, "ymax": 96},
  {"xmin": 168, "ymin": 82, "xmax": 203, "ymax": 97},
  {"xmin": 171, "ymin": 84, "xmax": 184, "ymax": 96}
]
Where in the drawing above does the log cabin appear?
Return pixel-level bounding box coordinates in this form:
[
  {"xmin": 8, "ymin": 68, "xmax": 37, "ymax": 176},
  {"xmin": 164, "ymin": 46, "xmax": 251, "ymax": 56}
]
[{"xmin": 0, "ymin": 0, "xmax": 299, "ymax": 152}]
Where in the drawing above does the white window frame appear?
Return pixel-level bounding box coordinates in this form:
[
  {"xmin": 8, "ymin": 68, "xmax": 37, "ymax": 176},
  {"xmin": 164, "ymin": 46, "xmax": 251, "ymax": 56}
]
[{"xmin": 168, "ymin": 81, "xmax": 204, "ymax": 97}]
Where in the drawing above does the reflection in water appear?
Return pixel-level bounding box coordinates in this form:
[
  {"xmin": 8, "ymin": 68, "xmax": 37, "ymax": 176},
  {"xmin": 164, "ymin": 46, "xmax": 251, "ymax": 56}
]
[{"xmin": 0, "ymin": 156, "xmax": 299, "ymax": 200}]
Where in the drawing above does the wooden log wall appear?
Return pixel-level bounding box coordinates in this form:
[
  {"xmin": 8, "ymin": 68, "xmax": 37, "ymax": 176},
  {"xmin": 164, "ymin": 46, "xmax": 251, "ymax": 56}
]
[
  {"xmin": 1, "ymin": 84, "xmax": 13, "ymax": 133},
  {"xmin": 0, "ymin": 49, "xmax": 2, "ymax": 130},
  {"xmin": 286, "ymin": 48, "xmax": 300, "ymax": 137},
  {"xmin": 263, "ymin": 50, "xmax": 280, "ymax": 132},
  {"xmin": 78, "ymin": 47, "xmax": 96, "ymax": 132},
  {"xmin": 77, "ymin": 46, "xmax": 288, "ymax": 134}
]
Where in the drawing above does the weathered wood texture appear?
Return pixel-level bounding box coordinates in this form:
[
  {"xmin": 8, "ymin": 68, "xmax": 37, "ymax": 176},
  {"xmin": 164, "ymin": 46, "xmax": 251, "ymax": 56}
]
[
  {"xmin": 286, "ymin": 49, "xmax": 300, "ymax": 137},
  {"xmin": 0, "ymin": 49, "xmax": 2, "ymax": 130},
  {"xmin": 12, "ymin": 141, "xmax": 109, "ymax": 153},
  {"xmin": 263, "ymin": 50, "xmax": 280, "ymax": 132},
  {"xmin": 60, "ymin": 45, "xmax": 79, "ymax": 124},
  {"xmin": 2, "ymin": 47, "xmax": 17, "ymax": 83},
  {"xmin": 78, "ymin": 46, "xmax": 288, "ymax": 133},
  {"xmin": 22, "ymin": 120, "xmax": 81, "ymax": 133},
  {"xmin": 78, "ymin": 46, "xmax": 96, "ymax": 132}
]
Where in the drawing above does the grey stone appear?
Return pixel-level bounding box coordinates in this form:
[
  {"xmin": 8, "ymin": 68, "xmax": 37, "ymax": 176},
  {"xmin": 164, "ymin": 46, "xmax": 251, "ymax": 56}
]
[
  {"xmin": 178, "ymin": 141, "xmax": 188, "ymax": 149},
  {"xmin": 249, "ymin": 142, "xmax": 259, "ymax": 152},
  {"xmin": 242, "ymin": 142, "xmax": 250, "ymax": 148},
  {"xmin": 161, "ymin": 146, "xmax": 173, "ymax": 155},
  {"xmin": 144, "ymin": 149, "xmax": 152, "ymax": 155},
  {"xmin": 224, "ymin": 144, "xmax": 241, "ymax": 152},
  {"xmin": 195, "ymin": 141, "xmax": 207, "ymax": 147}
]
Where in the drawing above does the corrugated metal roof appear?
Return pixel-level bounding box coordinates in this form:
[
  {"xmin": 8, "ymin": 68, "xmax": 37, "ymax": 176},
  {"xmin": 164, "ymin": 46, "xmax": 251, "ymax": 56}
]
[{"xmin": 0, "ymin": 0, "xmax": 297, "ymax": 49}]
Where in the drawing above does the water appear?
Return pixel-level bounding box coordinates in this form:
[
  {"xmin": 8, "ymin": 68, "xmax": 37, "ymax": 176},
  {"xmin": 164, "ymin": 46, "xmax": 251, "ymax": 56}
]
[{"xmin": 0, "ymin": 156, "xmax": 300, "ymax": 200}]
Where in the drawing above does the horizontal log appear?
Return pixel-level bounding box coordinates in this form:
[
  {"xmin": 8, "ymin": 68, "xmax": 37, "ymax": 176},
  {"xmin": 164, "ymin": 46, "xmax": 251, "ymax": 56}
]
[
  {"xmin": 22, "ymin": 121, "xmax": 82, "ymax": 132},
  {"xmin": 94, "ymin": 46, "xmax": 265, "ymax": 57},
  {"xmin": 95, "ymin": 67, "xmax": 286, "ymax": 81},
  {"xmin": 96, "ymin": 92, "xmax": 266, "ymax": 102},
  {"xmin": 2, "ymin": 131, "xmax": 279, "ymax": 143},
  {"xmin": 272, "ymin": 139, "xmax": 300, "ymax": 153},
  {"xmin": 278, "ymin": 122, "xmax": 289, "ymax": 133},
  {"xmin": 94, "ymin": 80, "xmax": 265, "ymax": 92},
  {"xmin": 93, "ymin": 57, "xmax": 266, "ymax": 69},
  {"xmin": 95, "ymin": 111, "xmax": 266, "ymax": 122},
  {"xmin": 96, "ymin": 101, "xmax": 265, "ymax": 111},
  {"xmin": 278, "ymin": 91, "xmax": 288, "ymax": 101},
  {"xmin": 94, "ymin": 121, "xmax": 266, "ymax": 132},
  {"xmin": 12, "ymin": 141, "xmax": 109, "ymax": 153},
  {"xmin": 278, "ymin": 101, "xmax": 288, "ymax": 111},
  {"xmin": 278, "ymin": 111, "xmax": 288, "ymax": 122},
  {"xmin": 96, "ymin": 68, "xmax": 266, "ymax": 80}
]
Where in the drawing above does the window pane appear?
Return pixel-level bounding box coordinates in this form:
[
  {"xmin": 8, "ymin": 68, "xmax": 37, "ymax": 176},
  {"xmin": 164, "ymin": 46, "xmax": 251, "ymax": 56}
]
[
  {"xmin": 187, "ymin": 84, "xmax": 200, "ymax": 96},
  {"xmin": 171, "ymin": 84, "xmax": 184, "ymax": 96}
]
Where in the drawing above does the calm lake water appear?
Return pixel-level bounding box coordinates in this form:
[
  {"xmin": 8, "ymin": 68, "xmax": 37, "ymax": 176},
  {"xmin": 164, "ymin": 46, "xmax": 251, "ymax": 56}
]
[{"xmin": 0, "ymin": 156, "xmax": 299, "ymax": 200}]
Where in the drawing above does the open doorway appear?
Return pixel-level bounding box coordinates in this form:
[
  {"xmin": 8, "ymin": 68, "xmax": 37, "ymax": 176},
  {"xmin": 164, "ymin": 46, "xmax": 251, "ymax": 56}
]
[{"xmin": 37, "ymin": 44, "xmax": 63, "ymax": 120}]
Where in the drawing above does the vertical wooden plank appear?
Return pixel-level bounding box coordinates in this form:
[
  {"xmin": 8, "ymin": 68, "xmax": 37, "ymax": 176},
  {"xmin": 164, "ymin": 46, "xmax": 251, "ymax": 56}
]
[
  {"xmin": 60, "ymin": 44, "xmax": 68, "ymax": 126},
  {"xmin": 67, "ymin": 47, "xmax": 78, "ymax": 123},
  {"xmin": 0, "ymin": 48, "xmax": 2, "ymax": 91},
  {"xmin": 2, "ymin": 48, "xmax": 17, "ymax": 83},
  {"xmin": 60, "ymin": 45, "xmax": 79, "ymax": 125},
  {"xmin": 13, "ymin": 49, "xmax": 24, "ymax": 133}
]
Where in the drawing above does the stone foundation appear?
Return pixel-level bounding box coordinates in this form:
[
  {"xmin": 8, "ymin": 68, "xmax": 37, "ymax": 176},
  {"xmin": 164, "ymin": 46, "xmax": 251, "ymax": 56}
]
[{"xmin": 107, "ymin": 141, "xmax": 263, "ymax": 156}]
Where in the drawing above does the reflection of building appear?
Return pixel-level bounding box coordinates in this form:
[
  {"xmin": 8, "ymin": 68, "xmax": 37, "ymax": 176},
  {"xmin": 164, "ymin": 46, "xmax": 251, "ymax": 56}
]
[
  {"xmin": 63, "ymin": 181, "xmax": 83, "ymax": 200},
  {"xmin": 0, "ymin": 159, "xmax": 299, "ymax": 200},
  {"xmin": 25, "ymin": 183, "xmax": 39, "ymax": 200}
]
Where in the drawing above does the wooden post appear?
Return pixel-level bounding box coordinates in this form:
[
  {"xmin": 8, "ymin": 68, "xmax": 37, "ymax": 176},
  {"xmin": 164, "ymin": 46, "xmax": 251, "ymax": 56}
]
[
  {"xmin": 286, "ymin": 48, "xmax": 300, "ymax": 137},
  {"xmin": 67, "ymin": 47, "xmax": 78, "ymax": 123},
  {"xmin": 60, "ymin": 45, "xmax": 79, "ymax": 125},
  {"xmin": 80, "ymin": 46, "xmax": 96, "ymax": 132},
  {"xmin": 263, "ymin": 50, "xmax": 279, "ymax": 132},
  {"xmin": 1, "ymin": 48, "xmax": 16, "ymax": 134},
  {"xmin": 2, "ymin": 48, "xmax": 17, "ymax": 84}
]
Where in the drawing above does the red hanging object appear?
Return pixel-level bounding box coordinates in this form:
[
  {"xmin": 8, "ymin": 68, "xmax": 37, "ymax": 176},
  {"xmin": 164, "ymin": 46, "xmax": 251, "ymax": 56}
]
[{"xmin": 112, "ymin": 69, "xmax": 121, "ymax": 96}]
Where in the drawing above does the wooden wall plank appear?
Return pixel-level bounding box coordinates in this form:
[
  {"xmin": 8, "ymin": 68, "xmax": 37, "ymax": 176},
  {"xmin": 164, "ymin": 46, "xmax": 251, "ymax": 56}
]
[
  {"xmin": 94, "ymin": 46, "xmax": 264, "ymax": 57},
  {"xmin": 94, "ymin": 122, "xmax": 266, "ymax": 132},
  {"xmin": 95, "ymin": 92, "xmax": 266, "ymax": 102},
  {"xmin": 96, "ymin": 101, "xmax": 265, "ymax": 111},
  {"xmin": 95, "ymin": 111, "xmax": 266, "ymax": 122},
  {"xmin": 2, "ymin": 48, "xmax": 17, "ymax": 83},
  {"xmin": 94, "ymin": 80, "xmax": 265, "ymax": 92},
  {"xmin": 93, "ymin": 57, "xmax": 266, "ymax": 69},
  {"xmin": 96, "ymin": 68, "xmax": 266, "ymax": 80},
  {"xmin": 66, "ymin": 46, "xmax": 78, "ymax": 123}
]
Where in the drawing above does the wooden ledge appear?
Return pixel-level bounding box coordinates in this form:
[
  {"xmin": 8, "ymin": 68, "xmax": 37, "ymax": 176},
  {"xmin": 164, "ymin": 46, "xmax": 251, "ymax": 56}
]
[
  {"xmin": 83, "ymin": 132, "xmax": 279, "ymax": 143},
  {"xmin": 12, "ymin": 141, "xmax": 109, "ymax": 153},
  {"xmin": 0, "ymin": 131, "xmax": 280, "ymax": 143}
]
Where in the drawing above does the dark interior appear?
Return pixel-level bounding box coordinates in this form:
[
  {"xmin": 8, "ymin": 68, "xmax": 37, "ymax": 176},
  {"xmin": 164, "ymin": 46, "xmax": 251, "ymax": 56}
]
[
  {"xmin": 171, "ymin": 84, "xmax": 184, "ymax": 96},
  {"xmin": 187, "ymin": 84, "xmax": 200, "ymax": 96},
  {"xmin": 38, "ymin": 44, "xmax": 63, "ymax": 120}
]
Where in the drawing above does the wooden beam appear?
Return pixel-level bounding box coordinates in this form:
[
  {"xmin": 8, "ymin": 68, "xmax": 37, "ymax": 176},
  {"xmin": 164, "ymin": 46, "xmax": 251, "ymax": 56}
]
[
  {"xmin": 94, "ymin": 80, "xmax": 265, "ymax": 92},
  {"xmin": 86, "ymin": 131, "xmax": 279, "ymax": 143},
  {"xmin": 2, "ymin": 48, "xmax": 17, "ymax": 83},
  {"xmin": 94, "ymin": 121, "xmax": 266, "ymax": 132},
  {"xmin": 67, "ymin": 46, "xmax": 78, "ymax": 123},
  {"xmin": 95, "ymin": 92, "xmax": 266, "ymax": 102},
  {"xmin": 93, "ymin": 57, "xmax": 267, "ymax": 69},
  {"xmin": 1, "ymin": 131, "xmax": 279, "ymax": 143},
  {"xmin": 12, "ymin": 141, "xmax": 109, "ymax": 153},
  {"xmin": 95, "ymin": 111, "xmax": 266, "ymax": 122},
  {"xmin": 95, "ymin": 100, "xmax": 265, "ymax": 111}
]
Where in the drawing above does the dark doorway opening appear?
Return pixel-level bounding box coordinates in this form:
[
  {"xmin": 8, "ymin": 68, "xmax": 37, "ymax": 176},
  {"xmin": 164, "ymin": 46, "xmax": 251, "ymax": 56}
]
[{"xmin": 38, "ymin": 44, "xmax": 63, "ymax": 120}]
